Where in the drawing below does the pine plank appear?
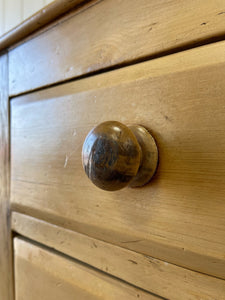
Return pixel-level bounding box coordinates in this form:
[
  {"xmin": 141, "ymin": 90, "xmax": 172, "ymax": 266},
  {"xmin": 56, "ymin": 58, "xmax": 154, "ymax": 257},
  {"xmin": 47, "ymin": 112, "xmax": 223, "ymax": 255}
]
[
  {"xmin": 14, "ymin": 237, "xmax": 159, "ymax": 300},
  {"xmin": 12, "ymin": 212, "xmax": 225, "ymax": 300},
  {"xmin": 0, "ymin": 54, "xmax": 13, "ymax": 300},
  {"xmin": 11, "ymin": 41, "xmax": 225, "ymax": 279},
  {"xmin": 8, "ymin": 0, "xmax": 225, "ymax": 96}
]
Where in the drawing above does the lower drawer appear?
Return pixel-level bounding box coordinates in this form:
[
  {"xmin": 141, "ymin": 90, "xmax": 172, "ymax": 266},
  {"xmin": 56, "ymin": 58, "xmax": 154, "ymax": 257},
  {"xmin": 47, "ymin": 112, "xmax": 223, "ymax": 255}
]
[{"xmin": 14, "ymin": 237, "xmax": 158, "ymax": 300}]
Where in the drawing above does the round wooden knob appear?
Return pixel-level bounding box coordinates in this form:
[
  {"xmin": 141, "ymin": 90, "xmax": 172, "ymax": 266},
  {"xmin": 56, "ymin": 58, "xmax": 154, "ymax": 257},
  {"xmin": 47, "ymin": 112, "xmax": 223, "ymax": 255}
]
[{"xmin": 82, "ymin": 121, "xmax": 158, "ymax": 191}]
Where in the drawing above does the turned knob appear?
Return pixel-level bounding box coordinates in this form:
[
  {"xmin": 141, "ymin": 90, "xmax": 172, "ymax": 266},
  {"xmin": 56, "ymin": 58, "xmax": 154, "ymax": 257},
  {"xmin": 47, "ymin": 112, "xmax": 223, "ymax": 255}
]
[{"xmin": 82, "ymin": 121, "xmax": 158, "ymax": 191}]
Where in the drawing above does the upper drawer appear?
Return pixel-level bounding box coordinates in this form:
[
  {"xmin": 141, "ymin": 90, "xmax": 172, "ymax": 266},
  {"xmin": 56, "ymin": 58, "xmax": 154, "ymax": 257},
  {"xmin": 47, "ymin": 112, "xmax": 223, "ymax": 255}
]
[
  {"xmin": 9, "ymin": 0, "xmax": 225, "ymax": 96},
  {"xmin": 11, "ymin": 41, "xmax": 225, "ymax": 280}
]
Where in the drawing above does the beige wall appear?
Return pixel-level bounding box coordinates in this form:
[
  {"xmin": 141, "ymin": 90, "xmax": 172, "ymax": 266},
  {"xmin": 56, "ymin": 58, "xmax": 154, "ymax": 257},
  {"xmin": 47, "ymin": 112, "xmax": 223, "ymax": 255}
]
[{"xmin": 0, "ymin": 0, "xmax": 53, "ymax": 36}]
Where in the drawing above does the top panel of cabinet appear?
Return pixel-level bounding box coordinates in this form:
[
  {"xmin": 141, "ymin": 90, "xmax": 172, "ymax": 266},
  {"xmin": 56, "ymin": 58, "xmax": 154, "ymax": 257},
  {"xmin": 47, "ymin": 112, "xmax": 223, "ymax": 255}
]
[{"xmin": 8, "ymin": 0, "xmax": 225, "ymax": 96}]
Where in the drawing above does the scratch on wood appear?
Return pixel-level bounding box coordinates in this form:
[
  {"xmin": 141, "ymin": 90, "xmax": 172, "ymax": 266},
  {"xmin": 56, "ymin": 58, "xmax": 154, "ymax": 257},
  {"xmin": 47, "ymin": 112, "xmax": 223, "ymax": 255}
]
[
  {"xmin": 64, "ymin": 155, "xmax": 69, "ymax": 168},
  {"xmin": 93, "ymin": 242, "xmax": 98, "ymax": 248},
  {"xmin": 128, "ymin": 259, "xmax": 138, "ymax": 265},
  {"xmin": 164, "ymin": 114, "xmax": 171, "ymax": 122},
  {"xmin": 121, "ymin": 239, "xmax": 143, "ymax": 244},
  {"xmin": 63, "ymin": 150, "xmax": 76, "ymax": 168}
]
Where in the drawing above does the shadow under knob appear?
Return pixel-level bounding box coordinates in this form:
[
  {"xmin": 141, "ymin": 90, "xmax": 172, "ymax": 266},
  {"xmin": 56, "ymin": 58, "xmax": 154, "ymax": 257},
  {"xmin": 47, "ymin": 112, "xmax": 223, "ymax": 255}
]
[{"xmin": 82, "ymin": 121, "xmax": 158, "ymax": 191}]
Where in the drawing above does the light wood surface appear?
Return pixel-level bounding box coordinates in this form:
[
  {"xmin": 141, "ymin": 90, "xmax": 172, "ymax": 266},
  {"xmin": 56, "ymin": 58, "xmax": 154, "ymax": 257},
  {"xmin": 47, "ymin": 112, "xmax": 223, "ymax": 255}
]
[
  {"xmin": 14, "ymin": 237, "xmax": 159, "ymax": 300},
  {"xmin": 11, "ymin": 40, "xmax": 225, "ymax": 279},
  {"xmin": 0, "ymin": 54, "xmax": 13, "ymax": 300},
  {"xmin": 12, "ymin": 212, "xmax": 225, "ymax": 300},
  {"xmin": 0, "ymin": 0, "xmax": 88, "ymax": 53},
  {"xmin": 8, "ymin": 0, "xmax": 225, "ymax": 96}
]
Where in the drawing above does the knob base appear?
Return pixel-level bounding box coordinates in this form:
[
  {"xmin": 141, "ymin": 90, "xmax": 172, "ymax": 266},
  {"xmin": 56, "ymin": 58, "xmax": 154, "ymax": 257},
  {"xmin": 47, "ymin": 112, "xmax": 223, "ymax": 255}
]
[{"xmin": 128, "ymin": 125, "xmax": 158, "ymax": 188}]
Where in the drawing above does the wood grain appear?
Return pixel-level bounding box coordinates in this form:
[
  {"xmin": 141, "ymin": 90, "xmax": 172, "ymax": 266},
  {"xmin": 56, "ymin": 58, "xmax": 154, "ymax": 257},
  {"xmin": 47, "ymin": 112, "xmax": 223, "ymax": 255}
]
[
  {"xmin": 14, "ymin": 237, "xmax": 159, "ymax": 300},
  {"xmin": 12, "ymin": 212, "xmax": 225, "ymax": 300},
  {"xmin": 82, "ymin": 121, "xmax": 142, "ymax": 191},
  {"xmin": 8, "ymin": 0, "xmax": 225, "ymax": 96},
  {"xmin": 11, "ymin": 41, "xmax": 225, "ymax": 279},
  {"xmin": 0, "ymin": 54, "xmax": 13, "ymax": 300},
  {"xmin": 0, "ymin": 0, "xmax": 88, "ymax": 52}
]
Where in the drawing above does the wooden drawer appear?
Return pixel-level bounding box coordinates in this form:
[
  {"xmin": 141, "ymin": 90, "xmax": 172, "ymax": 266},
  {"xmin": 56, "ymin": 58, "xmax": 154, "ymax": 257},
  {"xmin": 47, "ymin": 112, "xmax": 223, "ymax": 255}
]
[
  {"xmin": 14, "ymin": 237, "xmax": 157, "ymax": 300},
  {"xmin": 11, "ymin": 40, "xmax": 225, "ymax": 280},
  {"xmin": 9, "ymin": 0, "xmax": 225, "ymax": 96},
  {"xmin": 12, "ymin": 213, "xmax": 225, "ymax": 300}
]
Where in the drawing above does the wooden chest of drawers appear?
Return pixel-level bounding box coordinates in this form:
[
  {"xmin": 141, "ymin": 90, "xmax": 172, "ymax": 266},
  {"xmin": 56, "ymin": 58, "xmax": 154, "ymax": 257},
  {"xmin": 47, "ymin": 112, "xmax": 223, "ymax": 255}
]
[{"xmin": 1, "ymin": 1, "xmax": 225, "ymax": 299}]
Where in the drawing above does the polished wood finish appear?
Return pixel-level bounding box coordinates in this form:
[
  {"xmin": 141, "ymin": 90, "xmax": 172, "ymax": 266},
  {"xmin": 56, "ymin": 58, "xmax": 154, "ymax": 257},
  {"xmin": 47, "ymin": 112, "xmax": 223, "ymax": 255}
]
[
  {"xmin": 12, "ymin": 212, "xmax": 225, "ymax": 300},
  {"xmin": 14, "ymin": 237, "xmax": 158, "ymax": 300},
  {"xmin": 82, "ymin": 121, "xmax": 141, "ymax": 191},
  {"xmin": 82, "ymin": 121, "xmax": 158, "ymax": 190},
  {"xmin": 11, "ymin": 41, "xmax": 225, "ymax": 279},
  {"xmin": 0, "ymin": 0, "xmax": 88, "ymax": 52},
  {"xmin": 8, "ymin": 0, "xmax": 225, "ymax": 96},
  {"xmin": 127, "ymin": 125, "xmax": 158, "ymax": 188},
  {"xmin": 0, "ymin": 54, "xmax": 13, "ymax": 300}
]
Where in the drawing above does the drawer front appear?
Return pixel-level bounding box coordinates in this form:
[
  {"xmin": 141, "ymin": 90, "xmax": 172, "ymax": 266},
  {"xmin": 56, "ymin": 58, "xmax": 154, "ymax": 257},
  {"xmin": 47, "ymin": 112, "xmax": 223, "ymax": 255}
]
[
  {"xmin": 14, "ymin": 237, "xmax": 157, "ymax": 300},
  {"xmin": 12, "ymin": 212, "xmax": 225, "ymax": 300},
  {"xmin": 9, "ymin": 0, "xmax": 225, "ymax": 96},
  {"xmin": 11, "ymin": 41, "xmax": 225, "ymax": 279}
]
